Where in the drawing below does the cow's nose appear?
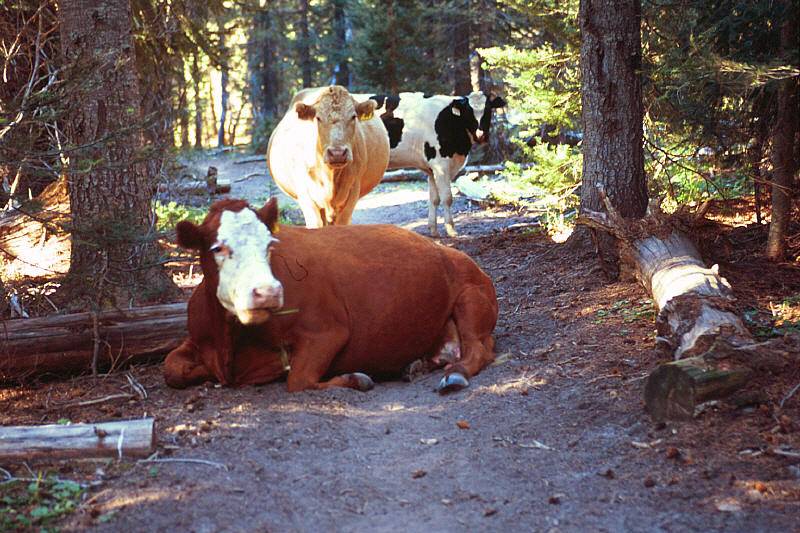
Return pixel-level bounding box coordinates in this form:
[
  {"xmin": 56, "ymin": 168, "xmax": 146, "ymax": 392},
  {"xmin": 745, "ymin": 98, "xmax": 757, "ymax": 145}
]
[
  {"xmin": 251, "ymin": 285, "xmax": 283, "ymax": 308},
  {"xmin": 325, "ymin": 146, "xmax": 349, "ymax": 164}
]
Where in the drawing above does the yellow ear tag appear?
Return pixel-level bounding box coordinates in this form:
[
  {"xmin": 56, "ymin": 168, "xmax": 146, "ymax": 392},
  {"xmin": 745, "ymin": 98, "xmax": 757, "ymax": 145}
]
[{"xmin": 359, "ymin": 110, "xmax": 374, "ymax": 121}]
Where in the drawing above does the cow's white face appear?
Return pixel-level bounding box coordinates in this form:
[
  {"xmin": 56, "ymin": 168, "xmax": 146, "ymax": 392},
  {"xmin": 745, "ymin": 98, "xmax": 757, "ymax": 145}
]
[
  {"xmin": 467, "ymin": 92, "xmax": 489, "ymax": 142},
  {"xmin": 296, "ymin": 86, "xmax": 377, "ymax": 168},
  {"xmin": 213, "ymin": 209, "xmax": 283, "ymax": 325}
]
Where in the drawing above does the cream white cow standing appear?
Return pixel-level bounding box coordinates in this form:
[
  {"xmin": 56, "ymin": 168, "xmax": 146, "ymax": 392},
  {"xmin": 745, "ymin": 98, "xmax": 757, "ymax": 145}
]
[{"xmin": 267, "ymin": 86, "xmax": 390, "ymax": 228}]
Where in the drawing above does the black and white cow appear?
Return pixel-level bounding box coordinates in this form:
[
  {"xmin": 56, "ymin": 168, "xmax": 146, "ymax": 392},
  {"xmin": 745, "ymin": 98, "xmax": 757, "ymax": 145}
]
[{"xmin": 356, "ymin": 92, "xmax": 506, "ymax": 237}]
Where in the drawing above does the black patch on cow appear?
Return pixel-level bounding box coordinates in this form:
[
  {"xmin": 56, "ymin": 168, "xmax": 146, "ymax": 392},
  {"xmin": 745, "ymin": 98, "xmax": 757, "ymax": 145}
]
[
  {"xmin": 369, "ymin": 95, "xmax": 386, "ymax": 110},
  {"xmin": 384, "ymin": 117, "xmax": 405, "ymax": 148},
  {"xmin": 424, "ymin": 142, "xmax": 436, "ymax": 161},
  {"xmin": 372, "ymin": 95, "xmax": 404, "ymax": 148},
  {"xmin": 434, "ymin": 97, "xmax": 478, "ymax": 158},
  {"xmin": 384, "ymin": 95, "xmax": 400, "ymax": 114},
  {"xmin": 423, "ymin": 93, "xmax": 434, "ymax": 98},
  {"xmin": 478, "ymin": 93, "xmax": 507, "ymax": 139}
]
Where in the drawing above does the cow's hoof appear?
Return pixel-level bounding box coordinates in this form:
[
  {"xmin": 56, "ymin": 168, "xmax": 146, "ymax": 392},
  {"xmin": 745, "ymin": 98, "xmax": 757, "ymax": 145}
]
[
  {"xmin": 444, "ymin": 224, "xmax": 458, "ymax": 237},
  {"xmin": 429, "ymin": 228, "xmax": 440, "ymax": 238},
  {"xmin": 436, "ymin": 372, "xmax": 469, "ymax": 394},
  {"xmin": 349, "ymin": 372, "xmax": 375, "ymax": 392}
]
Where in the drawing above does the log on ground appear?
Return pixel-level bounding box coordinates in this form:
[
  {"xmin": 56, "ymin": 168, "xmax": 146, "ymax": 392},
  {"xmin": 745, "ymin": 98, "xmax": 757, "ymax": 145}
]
[
  {"xmin": 0, "ymin": 418, "xmax": 156, "ymax": 461},
  {"xmin": 0, "ymin": 303, "xmax": 187, "ymax": 381},
  {"xmin": 577, "ymin": 187, "xmax": 785, "ymax": 421}
]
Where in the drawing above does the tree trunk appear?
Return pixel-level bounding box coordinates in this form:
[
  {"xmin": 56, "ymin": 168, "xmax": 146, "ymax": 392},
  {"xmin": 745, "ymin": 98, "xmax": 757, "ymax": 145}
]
[
  {"xmin": 576, "ymin": 0, "xmax": 648, "ymax": 276},
  {"xmin": 247, "ymin": 7, "xmax": 281, "ymax": 145},
  {"xmin": 217, "ymin": 23, "xmax": 229, "ymax": 148},
  {"xmin": 298, "ymin": 0, "xmax": 313, "ymax": 88},
  {"xmin": 332, "ymin": 0, "xmax": 350, "ymax": 87},
  {"xmin": 178, "ymin": 56, "xmax": 190, "ymax": 149},
  {"xmin": 385, "ymin": 1, "xmax": 399, "ymax": 94},
  {"xmin": 58, "ymin": 0, "xmax": 176, "ymax": 309},
  {"xmin": 766, "ymin": 6, "xmax": 799, "ymax": 260},
  {"xmin": 192, "ymin": 52, "xmax": 203, "ymax": 149},
  {"xmin": 471, "ymin": 0, "xmax": 495, "ymax": 93},
  {"xmin": 452, "ymin": 0, "xmax": 472, "ymax": 95}
]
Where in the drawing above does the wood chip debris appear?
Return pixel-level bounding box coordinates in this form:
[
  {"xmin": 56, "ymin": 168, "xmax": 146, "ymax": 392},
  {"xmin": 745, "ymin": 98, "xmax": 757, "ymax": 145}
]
[
  {"xmin": 492, "ymin": 436, "xmax": 554, "ymax": 451},
  {"xmin": 630, "ymin": 439, "xmax": 663, "ymax": 449}
]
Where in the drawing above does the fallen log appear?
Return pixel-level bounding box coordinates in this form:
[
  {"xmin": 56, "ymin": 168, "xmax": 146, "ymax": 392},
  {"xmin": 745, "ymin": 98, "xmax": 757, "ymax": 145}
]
[
  {"xmin": 0, "ymin": 303, "xmax": 187, "ymax": 381},
  {"xmin": 577, "ymin": 187, "xmax": 792, "ymax": 421},
  {"xmin": 0, "ymin": 418, "xmax": 156, "ymax": 460},
  {"xmin": 380, "ymin": 162, "xmax": 536, "ymax": 183}
]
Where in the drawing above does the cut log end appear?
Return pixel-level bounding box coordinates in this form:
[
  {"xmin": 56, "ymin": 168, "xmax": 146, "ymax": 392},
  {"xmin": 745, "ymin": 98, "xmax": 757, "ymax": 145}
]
[{"xmin": 644, "ymin": 357, "xmax": 751, "ymax": 422}]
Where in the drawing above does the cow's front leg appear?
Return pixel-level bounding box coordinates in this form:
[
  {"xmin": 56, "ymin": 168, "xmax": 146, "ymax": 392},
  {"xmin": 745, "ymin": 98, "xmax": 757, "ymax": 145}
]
[
  {"xmin": 297, "ymin": 196, "xmax": 325, "ymax": 229},
  {"xmin": 163, "ymin": 339, "xmax": 215, "ymax": 389},
  {"xmin": 434, "ymin": 170, "xmax": 457, "ymax": 237},
  {"xmin": 426, "ymin": 171, "xmax": 440, "ymax": 237},
  {"xmin": 285, "ymin": 327, "xmax": 374, "ymax": 392}
]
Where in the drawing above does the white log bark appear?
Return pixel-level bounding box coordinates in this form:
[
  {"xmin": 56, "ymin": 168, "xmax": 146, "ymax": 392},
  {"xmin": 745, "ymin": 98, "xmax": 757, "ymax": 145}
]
[{"xmin": 0, "ymin": 418, "xmax": 155, "ymax": 460}]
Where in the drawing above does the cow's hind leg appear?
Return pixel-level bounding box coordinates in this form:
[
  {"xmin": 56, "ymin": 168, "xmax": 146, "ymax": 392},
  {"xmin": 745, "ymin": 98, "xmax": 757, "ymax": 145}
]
[
  {"xmin": 437, "ymin": 287, "xmax": 497, "ymax": 394},
  {"xmin": 163, "ymin": 339, "xmax": 214, "ymax": 389},
  {"xmin": 285, "ymin": 327, "xmax": 374, "ymax": 392},
  {"xmin": 426, "ymin": 172, "xmax": 440, "ymax": 237}
]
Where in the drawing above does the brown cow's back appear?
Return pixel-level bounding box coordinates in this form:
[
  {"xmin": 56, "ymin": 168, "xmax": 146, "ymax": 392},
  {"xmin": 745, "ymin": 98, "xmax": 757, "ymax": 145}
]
[{"xmin": 264, "ymin": 224, "xmax": 482, "ymax": 376}]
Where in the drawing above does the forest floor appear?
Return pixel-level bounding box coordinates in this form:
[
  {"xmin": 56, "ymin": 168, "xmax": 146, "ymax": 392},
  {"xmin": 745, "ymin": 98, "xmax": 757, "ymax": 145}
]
[{"xmin": 2, "ymin": 150, "xmax": 800, "ymax": 532}]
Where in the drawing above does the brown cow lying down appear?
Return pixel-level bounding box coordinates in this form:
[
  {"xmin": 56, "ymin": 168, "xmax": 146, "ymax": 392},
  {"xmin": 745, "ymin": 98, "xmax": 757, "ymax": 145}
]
[{"xmin": 163, "ymin": 198, "xmax": 498, "ymax": 393}]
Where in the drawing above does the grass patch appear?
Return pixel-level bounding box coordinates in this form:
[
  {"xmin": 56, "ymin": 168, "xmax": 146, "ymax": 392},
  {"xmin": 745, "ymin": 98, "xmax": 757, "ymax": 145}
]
[
  {"xmin": 1, "ymin": 473, "xmax": 85, "ymax": 531},
  {"xmin": 594, "ymin": 299, "xmax": 655, "ymax": 324}
]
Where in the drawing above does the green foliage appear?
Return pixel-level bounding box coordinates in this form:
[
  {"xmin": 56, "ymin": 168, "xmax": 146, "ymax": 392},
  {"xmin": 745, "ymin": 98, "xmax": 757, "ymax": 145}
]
[
  {"xmin": 743, "ymin": 293, "xmax": 800, "ymax": 339},
  {"xmin": 155, "ymin": 201, "xmax": 206, "ymax": 232},
  {"xmin": 0, "ymin": 474, "xmax": 85, "ymax": 531},
  {"xmin": 593, "ymin": 299, "xmax": 656, "ymax": 324},
  {"xmin": 481, "ymin": 45, "xmax": 580, "ymax": 135}
]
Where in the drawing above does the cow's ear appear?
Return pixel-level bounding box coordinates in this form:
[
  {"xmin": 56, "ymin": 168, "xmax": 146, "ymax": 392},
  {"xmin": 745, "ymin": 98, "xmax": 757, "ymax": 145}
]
[
  {"xmin": 490, "ymin": 95, "xmax": 507, "ymax": 108},
  {"xmin": 176, "ymin": 220, "xmax": 205, "ymax": 251},
  {"xmin": 256, "ymin": 197, "xmax": 280, "ymax": 234},
  {"xmin": 295, "ymin": 102, "xmax": 316, "ymax": 121},
  {"xmin": 355, "ymin": 99, "xmax": 376, "ymax": 121}
]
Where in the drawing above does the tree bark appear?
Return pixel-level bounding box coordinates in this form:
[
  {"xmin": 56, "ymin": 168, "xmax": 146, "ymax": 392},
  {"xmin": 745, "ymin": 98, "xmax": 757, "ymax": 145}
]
[
  {"xmin": 298, "ymin": 0, "xmax": 313, "ymax": 88},
  {"xmin": 192, "ymin": 52, "xmax": 203, "ymax": 149},
  {"xmin": 385, "ymin": 1, "xmax": 399, "ymax": 94},
  {"xmin": 766, "ymin": 6, "xmax": 799, "ymax": 260},
  {"xmin": 452, "ymin": 0, "xmax": 472, "ymax": 95},
  {"xmin": 332, "ymin": 0, "xmax": 350, "ymax": 87},
  {"xmin": 578, "ymin": 191, "xmax": 797, "ymax": 421},
  {"xmin": 178, "ymin": 56, "xmax": 190, "ymax": 149},
  {"xmin": 0, "ymin": 303, "xmax": 187, "ymax": 381},
  {"xmin": 576, "ymin": 0, "xmax": 648, "ymax": 276},
  {"xmin": 247, "ymin": 7, "xmax": 281, "ymax": 147},
  {"xmin": 217, "ymin": 21, "xmax": 229, "ymax": 148},
  {"xmin": 58, "ymin": 0, "xmax": 176, "ymax": 308}
]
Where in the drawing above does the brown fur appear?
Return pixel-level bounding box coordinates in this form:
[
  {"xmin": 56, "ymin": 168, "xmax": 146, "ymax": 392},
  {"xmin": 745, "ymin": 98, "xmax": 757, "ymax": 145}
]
[{"xmin": 163, "ymin": 199, "xmax": 498, "ymax": 392}]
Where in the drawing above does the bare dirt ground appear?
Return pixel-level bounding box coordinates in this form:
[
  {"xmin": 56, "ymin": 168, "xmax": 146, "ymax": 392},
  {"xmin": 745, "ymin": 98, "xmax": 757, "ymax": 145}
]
[{"xmin": 2, "ymin": 151, "xmax": 799, "ymax": 532}]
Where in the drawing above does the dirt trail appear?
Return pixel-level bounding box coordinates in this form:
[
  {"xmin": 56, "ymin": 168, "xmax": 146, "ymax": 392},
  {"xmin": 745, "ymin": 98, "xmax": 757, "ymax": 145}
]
[{"xmin": 3, "ymin": 152, "xmax": 798, "ymax": 532}]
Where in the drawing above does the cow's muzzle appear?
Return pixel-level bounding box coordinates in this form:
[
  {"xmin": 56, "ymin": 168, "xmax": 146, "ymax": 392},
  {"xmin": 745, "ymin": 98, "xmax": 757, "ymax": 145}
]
[
  {"xmin": 324, "ymin": 146, "xmax": 350, "ymax": 167},
  {"xmin": 235, "ymin": 284, "xmax": 284, "ymax": 325}
]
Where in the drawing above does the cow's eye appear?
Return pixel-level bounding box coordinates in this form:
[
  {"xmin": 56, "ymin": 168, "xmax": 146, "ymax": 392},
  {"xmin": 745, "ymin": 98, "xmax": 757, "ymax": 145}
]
[
  {"xmin": 210, "ymin": 243, "xmax": 230, "ymax": 256},
  {"xmin": 351, "ymin": 114, "xmax": 357, "ymax": 121}
]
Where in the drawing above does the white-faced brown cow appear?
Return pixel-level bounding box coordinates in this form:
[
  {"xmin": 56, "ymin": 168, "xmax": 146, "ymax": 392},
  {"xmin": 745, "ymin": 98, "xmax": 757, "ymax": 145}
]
[
  {"xmin": 163, "ymin": 198, "xmax": 498, "ymax": 394},
  {"xmin": 267, "ymin": 86, "xmax": 390, "ymax": 228},
  {"xmin": 355, "ymin": 91, "xmax": 506, "ymax": 237}
]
